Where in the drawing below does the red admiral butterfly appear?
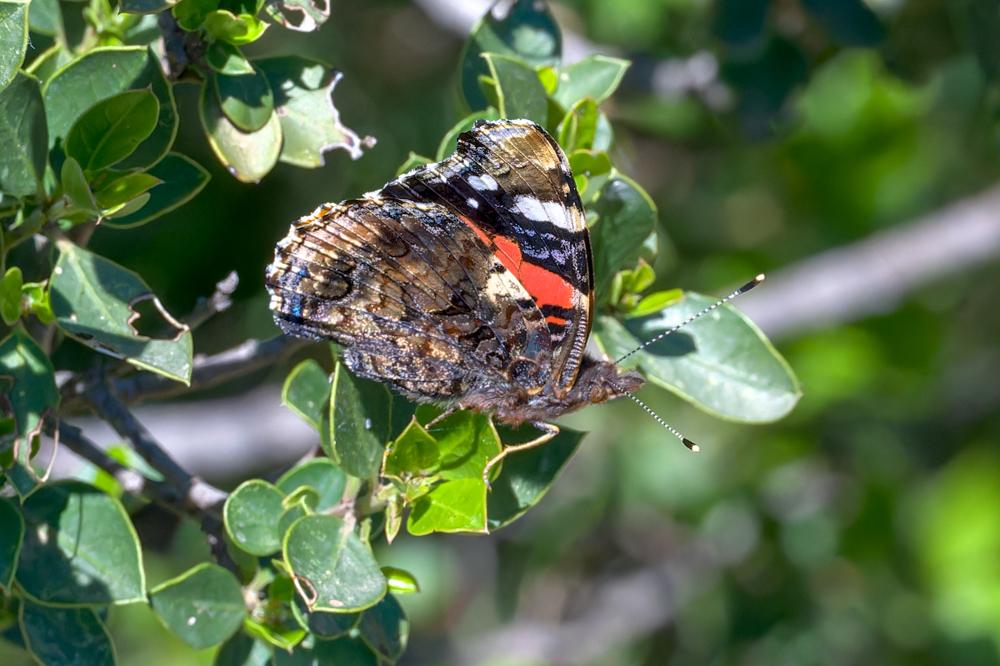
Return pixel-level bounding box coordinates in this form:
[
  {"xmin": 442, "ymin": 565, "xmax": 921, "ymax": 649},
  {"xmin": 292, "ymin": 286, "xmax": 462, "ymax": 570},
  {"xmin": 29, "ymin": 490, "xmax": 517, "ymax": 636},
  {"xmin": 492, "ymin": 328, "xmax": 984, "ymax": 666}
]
[{"xmin": 266, "ymin": 119, "xmax": 761, "ymax": 478}]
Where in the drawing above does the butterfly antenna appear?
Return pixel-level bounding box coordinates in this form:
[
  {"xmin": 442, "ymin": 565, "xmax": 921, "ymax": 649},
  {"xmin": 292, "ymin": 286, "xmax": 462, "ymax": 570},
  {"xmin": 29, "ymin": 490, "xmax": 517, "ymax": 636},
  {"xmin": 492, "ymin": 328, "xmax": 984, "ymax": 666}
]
[
  {"xmin": 625, "ymin": 393, "xmax": 700, "ymax": 452},
  {"xmin": 615, "ymin": 273, "xmax": 765, "ymax": 364}
]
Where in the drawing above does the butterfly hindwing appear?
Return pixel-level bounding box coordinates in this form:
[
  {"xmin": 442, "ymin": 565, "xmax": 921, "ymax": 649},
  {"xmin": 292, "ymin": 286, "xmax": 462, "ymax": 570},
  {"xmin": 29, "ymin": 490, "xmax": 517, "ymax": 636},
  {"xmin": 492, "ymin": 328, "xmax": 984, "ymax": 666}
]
[
  {"xmin": 267, "ymin": 197, "xmax": 555, "ymax": 401},
  {"xmin": 380, "ymin": 119, "xmax": 593, "ymax": 396}
]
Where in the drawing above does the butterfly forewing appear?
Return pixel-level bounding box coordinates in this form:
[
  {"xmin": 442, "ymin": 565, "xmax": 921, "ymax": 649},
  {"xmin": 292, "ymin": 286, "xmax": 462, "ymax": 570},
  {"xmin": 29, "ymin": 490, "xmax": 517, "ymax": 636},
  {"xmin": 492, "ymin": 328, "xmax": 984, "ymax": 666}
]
[{"xmin": 380, "ymin": 120, "xmax": 593, "ymax": 395}]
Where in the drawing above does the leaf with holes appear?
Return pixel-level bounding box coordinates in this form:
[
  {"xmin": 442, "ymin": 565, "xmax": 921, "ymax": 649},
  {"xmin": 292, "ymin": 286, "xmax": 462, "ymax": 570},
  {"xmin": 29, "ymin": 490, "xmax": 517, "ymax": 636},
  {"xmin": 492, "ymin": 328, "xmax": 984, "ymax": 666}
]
[
  {"xmin": 48, "ymin": 241, "xmax": 193, "ymax": 383},
  {"xmin": 0, "ymin": 329, "xmax": 58, "ymax": 467},
  {"xmin": 257, "ymin": 57, "xmax": 369, "ymax": 167}
]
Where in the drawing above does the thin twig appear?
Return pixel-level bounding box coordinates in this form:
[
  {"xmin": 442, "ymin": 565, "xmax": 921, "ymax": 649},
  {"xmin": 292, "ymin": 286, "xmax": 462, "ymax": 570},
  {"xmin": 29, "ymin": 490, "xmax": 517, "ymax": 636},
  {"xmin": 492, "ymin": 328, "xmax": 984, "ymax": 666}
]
[
  {"xmin": 184, "ymin": 271, "xmax": 240, "ymax": 330},
  {"xmin": 83, "ymin": 377, "xmax": 227, "ymax": 511}
]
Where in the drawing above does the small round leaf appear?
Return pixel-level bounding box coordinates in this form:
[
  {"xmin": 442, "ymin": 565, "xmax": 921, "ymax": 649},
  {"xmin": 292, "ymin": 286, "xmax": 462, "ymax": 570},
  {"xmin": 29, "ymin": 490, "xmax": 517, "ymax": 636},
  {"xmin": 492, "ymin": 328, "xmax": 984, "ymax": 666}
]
[{"xmin": 149, "ymin": 563, "xmax": 246, "ymax": 649}]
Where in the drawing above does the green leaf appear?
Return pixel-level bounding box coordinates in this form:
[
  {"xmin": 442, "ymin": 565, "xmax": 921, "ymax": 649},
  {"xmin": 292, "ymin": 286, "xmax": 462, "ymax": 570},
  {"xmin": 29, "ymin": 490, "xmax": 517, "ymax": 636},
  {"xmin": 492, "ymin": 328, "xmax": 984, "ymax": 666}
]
[
  {"xmin": 105, "ymin": 191, "xmax": 150, "ymax": 218},
  {"xmin": 65, "ymin": 89, "xmax": 160, "ymax": 173},
  {"xmin": 206, "ymin": 41, "xmax": 254, "ymax": 75},
  {"xmin": 435, "ymin": 109, "xmax": 500, "ymax": 160},
  {"xmin": 20, "ymin": 282, "xmax": 54, "ymax": 325},
  {"xmin": 199, "ymin": 78, "xmax": 280, "ymax": 183},
  {"xmin": 120, "ymin": 0, "xmax": 179, "ymax": 14},
  {"xmin": 460, "ymin": 0, "xmax": 561, "ymax": 110},
  {"xmin": 0, "ymin": 329, "xmax": 58, "ymax": 465},
  {"xmin": 20, "ymin": 601, "xmax": 114, "ymax": 666},
  {"xmin": 43, "ymin": 46, "xmax": 178, "ymax": 169},
  {"xmin": 383, "ymin": 419, "xmax": 439, "ymax": 479},
  {"xmin": 358, "ymin": 594, "xmax": 408, "ymax": 661},
  {"xmin": 0, "ymin": 0, "xmax": 28, "ymax": 91},
  {"xmin": 628, "ymin": 288, "xmax": 683, "ymax": 318},
  {"xmin": 557, "ymin": 97, "xmax": 599, "ymax": 153},
  {"xmin": 16, "ymin": 480, "xmax": 145, "ymax": 604},
  {"xmin": 215, "ymin": 632, "xmax": 273, "ymax": 666},
  {"xmin": 28, "ymin": 0, "xmax": 61, "ymax": 37},
  {"xmin": 488, "ymin": 425, "xmax": 584, "ymax": 529},
  {"xmin": 49, "ymin": 241, "xmax": 194, "ymax": 383},
  {"xmin": 283, "ymin": 514, "xmax": 387, "ymax": 613},
  {"xmin": 94, "ymin": 172, "xmax": 161, "ymax": 211},
  {"xmin": 281, "ymin": 358, "xmax": 330, "ymax": 431},
  {"xmin": 0, "ymin": 73, "xmax": 46, "ymax": 197},
  {"xmin": 263, "ymin": 0, "xmax": 330, "ymax": 32},
  {"xmin": 224, "ymin": 480, "xmax": 287, "ymax": 556},
  {"xmin": 291, "ymin": 596, "xmax": 359, "ymax": 639},
  {"xmin": 327, "ymin": 362, "xmax": 392, "ymax": 479},
  {"xmin": 103, "ymin": 153, "xmax": 210, "ymax": 229},
  {"xmin": 433, "ymin": 410, "xmax": 502, "ymax": 481},
  {"xmin": 482, "ymin": 52, "xmax": 548, "ymax": 125},
  {"xmin": 276, "ymin": 459, "xmax": 346, "ymax": 513},
  {"xmin": 552, "ymin": 55, "xmax": 630, "ymax": 110},
  {"xmin": 150, "ymin": 563, "xmax": 246, "ymax": 649},
  {"xmin": 407, "ymin": 477, "xmax": 489, "ymax": 535},
  {"xmin": 588, "ymin": 174, "xmax": 658, "ymax": 303},
  {"xmin": 214, "ymin": 65, "xmax": 274, "ymax": 133},
  {"xmin": 171, "ymin": 0, "xmax": 212, "ymax": 29},
  {"xmin": 203, "ymin": 10, "xmax": 268, "ymax": 45},
  {"xmin": 381, "ymin": 566, "xmax": 420, "ymax": 595},
  {"xmin": 0, "ymin": 497, "xmax": 23, "ymax": 590},
  {"xmin": 0, "ymin": 266, "xmax": 22, "ymax": 325},
  {"xmin": 273, "ymin": 637, "xmax": 377, "ymax": 666},
  {"xmin": 60, "ymin": 156, "xmax": 98, "ymax": 215},
  {"xmin": 593, "ymin": 294, "xmax": 802, "ymax": 422},
  {"xmin": 256, "ymin": 57, "xmax": 369, "ymax": 166},
  {"xmin": 243, "ymin": 616, "xmax": 305, "ymax": 652},
  {"xmin": 24, "ymin": 44, "xmax": 72, "ymax": 82}
]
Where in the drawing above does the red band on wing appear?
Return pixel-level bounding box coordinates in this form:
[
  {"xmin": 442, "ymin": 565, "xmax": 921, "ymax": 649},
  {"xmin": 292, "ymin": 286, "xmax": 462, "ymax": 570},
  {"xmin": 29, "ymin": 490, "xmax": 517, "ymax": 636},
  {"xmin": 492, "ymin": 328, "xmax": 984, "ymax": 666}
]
[{"xmin": 457, "ymin": 215, "xmax": 576, "ymax": 312}]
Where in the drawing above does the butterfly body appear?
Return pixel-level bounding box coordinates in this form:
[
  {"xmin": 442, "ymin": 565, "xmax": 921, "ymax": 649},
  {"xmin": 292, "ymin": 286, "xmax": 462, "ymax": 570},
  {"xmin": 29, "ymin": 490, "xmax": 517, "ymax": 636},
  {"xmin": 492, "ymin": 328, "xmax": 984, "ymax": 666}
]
[{"xmin": 266, "ymin": 119, "xmax": 643, "ymax": 427}]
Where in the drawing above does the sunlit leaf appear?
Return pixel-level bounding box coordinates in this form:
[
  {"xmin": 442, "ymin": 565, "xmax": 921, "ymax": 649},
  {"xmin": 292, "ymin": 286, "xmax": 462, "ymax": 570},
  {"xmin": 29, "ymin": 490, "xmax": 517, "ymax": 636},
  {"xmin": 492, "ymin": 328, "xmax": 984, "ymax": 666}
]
[
  {"xmin": 283, "ymin": 514, "xmax": 387, "ymax": 613},
  {"xmin": 460, "ymin": 0, "xmax": 561, "ymax": 110},
  {"xmin": 65, "ymin": 89, "xmax": 159, "ymax": 173},
  {"xmin": 482, "ymin": 52, "xmax": 548, "ymax": 125},
  {"xmin": 224, "ymin": 480, "xmax": 287, "ymax": 556},
  {"xmin": 16, "ymin": 481, "xmax": 145, "ymax": 604},
  {"xmin": 120, "ymin": 0, "xmax": 179, "ymax": 14},
  {"xmin": 552, "ymin": 55, "xmax": 630, "ymax": 110},
  {"xmin": 203, "ymin": 10, "xmax": 268, "ymax": 45},
  {"xmin": 103, "ymin": 153, "xmax": 210, "ymax": 229},
  {"xmin": 281, "ymin": 358, "xmax": 330, "ymax": 431},
  {"xmin": 49, "ymin": 241, "xmax": 194, "ymax": 383},
  {"xmin": 326, "ymin": 362, "xmax": 392, "ymax": 479},
  {"xmin": 43, "ymin": 46, "xmax": 178, "ymax": 169},
  {"xmin": 408, "ymin": 478, "xmax": 488, "ymax": 536},
  {"xmin": 0, "ymin": 328, "xmax": 58, "ymax": 466},
  {"xmin": 594, "ymin": 294, "xmax": 802, "ymax": 422},
  {"xmin": 0, "ymin": 0, "xmax": 28, "ymax": 91},
  {"xmin": 150, "ymin": 563, "xmax": 246, "ymax": 649},
  {"xmin": 0, "ymin": 72, "xmax": 47, "ymax": 197},
  {"xmin": 0, "ymin": 266, "xmax": 22, "ymax": 325},
  {"xmin": 199, "ymin": 76, "xmax": 281, "ymax": 183},
  {"xmin": 94, "ymin": 172, "xmax": 162, "ymax": 211},
  {"xmin": 214, "ymin": 64, "xmax": 274, "ymax": 132},
  {"xmin": 263, "ymin": 0, "xmax": 330, "ymax": 32},
  {"xmin": 257, "ymin": 57, "xmax": 370, "ymax": 166}
]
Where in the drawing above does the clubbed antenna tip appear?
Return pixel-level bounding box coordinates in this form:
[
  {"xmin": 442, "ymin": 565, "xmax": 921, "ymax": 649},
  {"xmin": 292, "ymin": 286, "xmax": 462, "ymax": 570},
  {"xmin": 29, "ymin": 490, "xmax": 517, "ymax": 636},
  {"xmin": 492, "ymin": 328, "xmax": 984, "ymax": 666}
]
[
  {"xmin": 683, "ymin": 438, "xmax": 700, "ymax": 453},
  {"xmin": 738, "ymin": 273, "xmax": 766, "ymax": 294}
]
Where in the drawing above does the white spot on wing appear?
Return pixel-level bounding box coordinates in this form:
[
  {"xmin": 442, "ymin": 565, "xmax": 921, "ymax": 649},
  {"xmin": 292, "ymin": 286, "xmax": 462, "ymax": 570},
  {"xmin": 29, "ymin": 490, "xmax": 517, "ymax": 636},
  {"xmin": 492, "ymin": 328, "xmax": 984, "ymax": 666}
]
[
  {"xmin": 467, "ymin": 197, "xmax": 479, "ymax": 209},
  {"xmin": 469, "ymin": 174, "xmax": 498, "ymax": 191},
  {"xmin": 513, "ymin": 196, "xmax": 576, "ymax": 231}
]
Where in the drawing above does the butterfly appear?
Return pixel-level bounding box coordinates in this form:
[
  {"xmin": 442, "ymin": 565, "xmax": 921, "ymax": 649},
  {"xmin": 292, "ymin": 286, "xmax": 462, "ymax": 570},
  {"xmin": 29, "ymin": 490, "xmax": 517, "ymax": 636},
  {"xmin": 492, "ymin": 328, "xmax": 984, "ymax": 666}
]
[{"xmin": 266, "ymin": 119, "xmax": 647, "ymax": 478}]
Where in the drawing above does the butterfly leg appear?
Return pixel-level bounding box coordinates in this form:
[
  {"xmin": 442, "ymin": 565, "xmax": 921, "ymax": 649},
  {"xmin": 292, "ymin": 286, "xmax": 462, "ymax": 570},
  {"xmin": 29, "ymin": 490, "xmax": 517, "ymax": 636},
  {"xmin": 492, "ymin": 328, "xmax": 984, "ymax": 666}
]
[
  {"xmin": 483, "ymin": 421, "xmax": 560, "ymax": 488},
  {"xmin": 424, "ymin": 405, "xmax": 459, "ymax": 431}
]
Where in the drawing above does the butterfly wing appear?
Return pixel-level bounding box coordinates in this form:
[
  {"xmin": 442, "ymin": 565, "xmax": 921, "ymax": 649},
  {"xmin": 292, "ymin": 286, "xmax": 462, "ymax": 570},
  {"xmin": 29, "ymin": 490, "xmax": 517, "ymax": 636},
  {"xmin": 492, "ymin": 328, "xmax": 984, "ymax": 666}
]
[
  {"xmin": 266, "ymin": 197, "xmax": 555, "ymax": 401},
  {"xmin": 380, "ymin": 119, "xmax": 593, "ymax": 396}
]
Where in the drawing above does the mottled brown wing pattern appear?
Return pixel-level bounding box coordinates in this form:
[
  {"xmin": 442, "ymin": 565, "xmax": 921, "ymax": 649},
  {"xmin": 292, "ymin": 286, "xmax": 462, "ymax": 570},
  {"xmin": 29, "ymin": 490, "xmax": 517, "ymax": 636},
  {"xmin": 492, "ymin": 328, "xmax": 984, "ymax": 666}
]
[
  {"xmin": 380, "ymin": 120, "xmax": 593, "ymax": 396},
  {"xmin": 266, "ymin": 197, "xmax": 554, "ymax": 401}
]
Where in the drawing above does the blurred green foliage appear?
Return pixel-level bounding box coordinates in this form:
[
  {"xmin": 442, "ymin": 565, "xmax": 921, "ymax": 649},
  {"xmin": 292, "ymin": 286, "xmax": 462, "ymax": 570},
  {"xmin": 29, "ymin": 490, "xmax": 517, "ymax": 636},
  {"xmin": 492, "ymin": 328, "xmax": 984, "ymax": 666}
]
[{"xmin": 2, "ymin": 0, "xmax": 1000, "ymax": 664}]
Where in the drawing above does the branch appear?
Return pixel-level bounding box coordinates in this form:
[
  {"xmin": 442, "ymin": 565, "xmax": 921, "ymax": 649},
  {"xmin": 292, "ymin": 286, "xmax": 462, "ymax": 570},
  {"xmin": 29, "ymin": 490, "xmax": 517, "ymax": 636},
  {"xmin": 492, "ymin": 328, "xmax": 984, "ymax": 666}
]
[
  {"xmin": 83, "ymin": 377, "xmax": 227, "ymax": 511},
  {"xmin": 739, "ymin": 183, "xmax": 1000, "ymax": 340},
  {"xmin": 184, "ymin": 271, "xmax": 239, "ymax": 330}
]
